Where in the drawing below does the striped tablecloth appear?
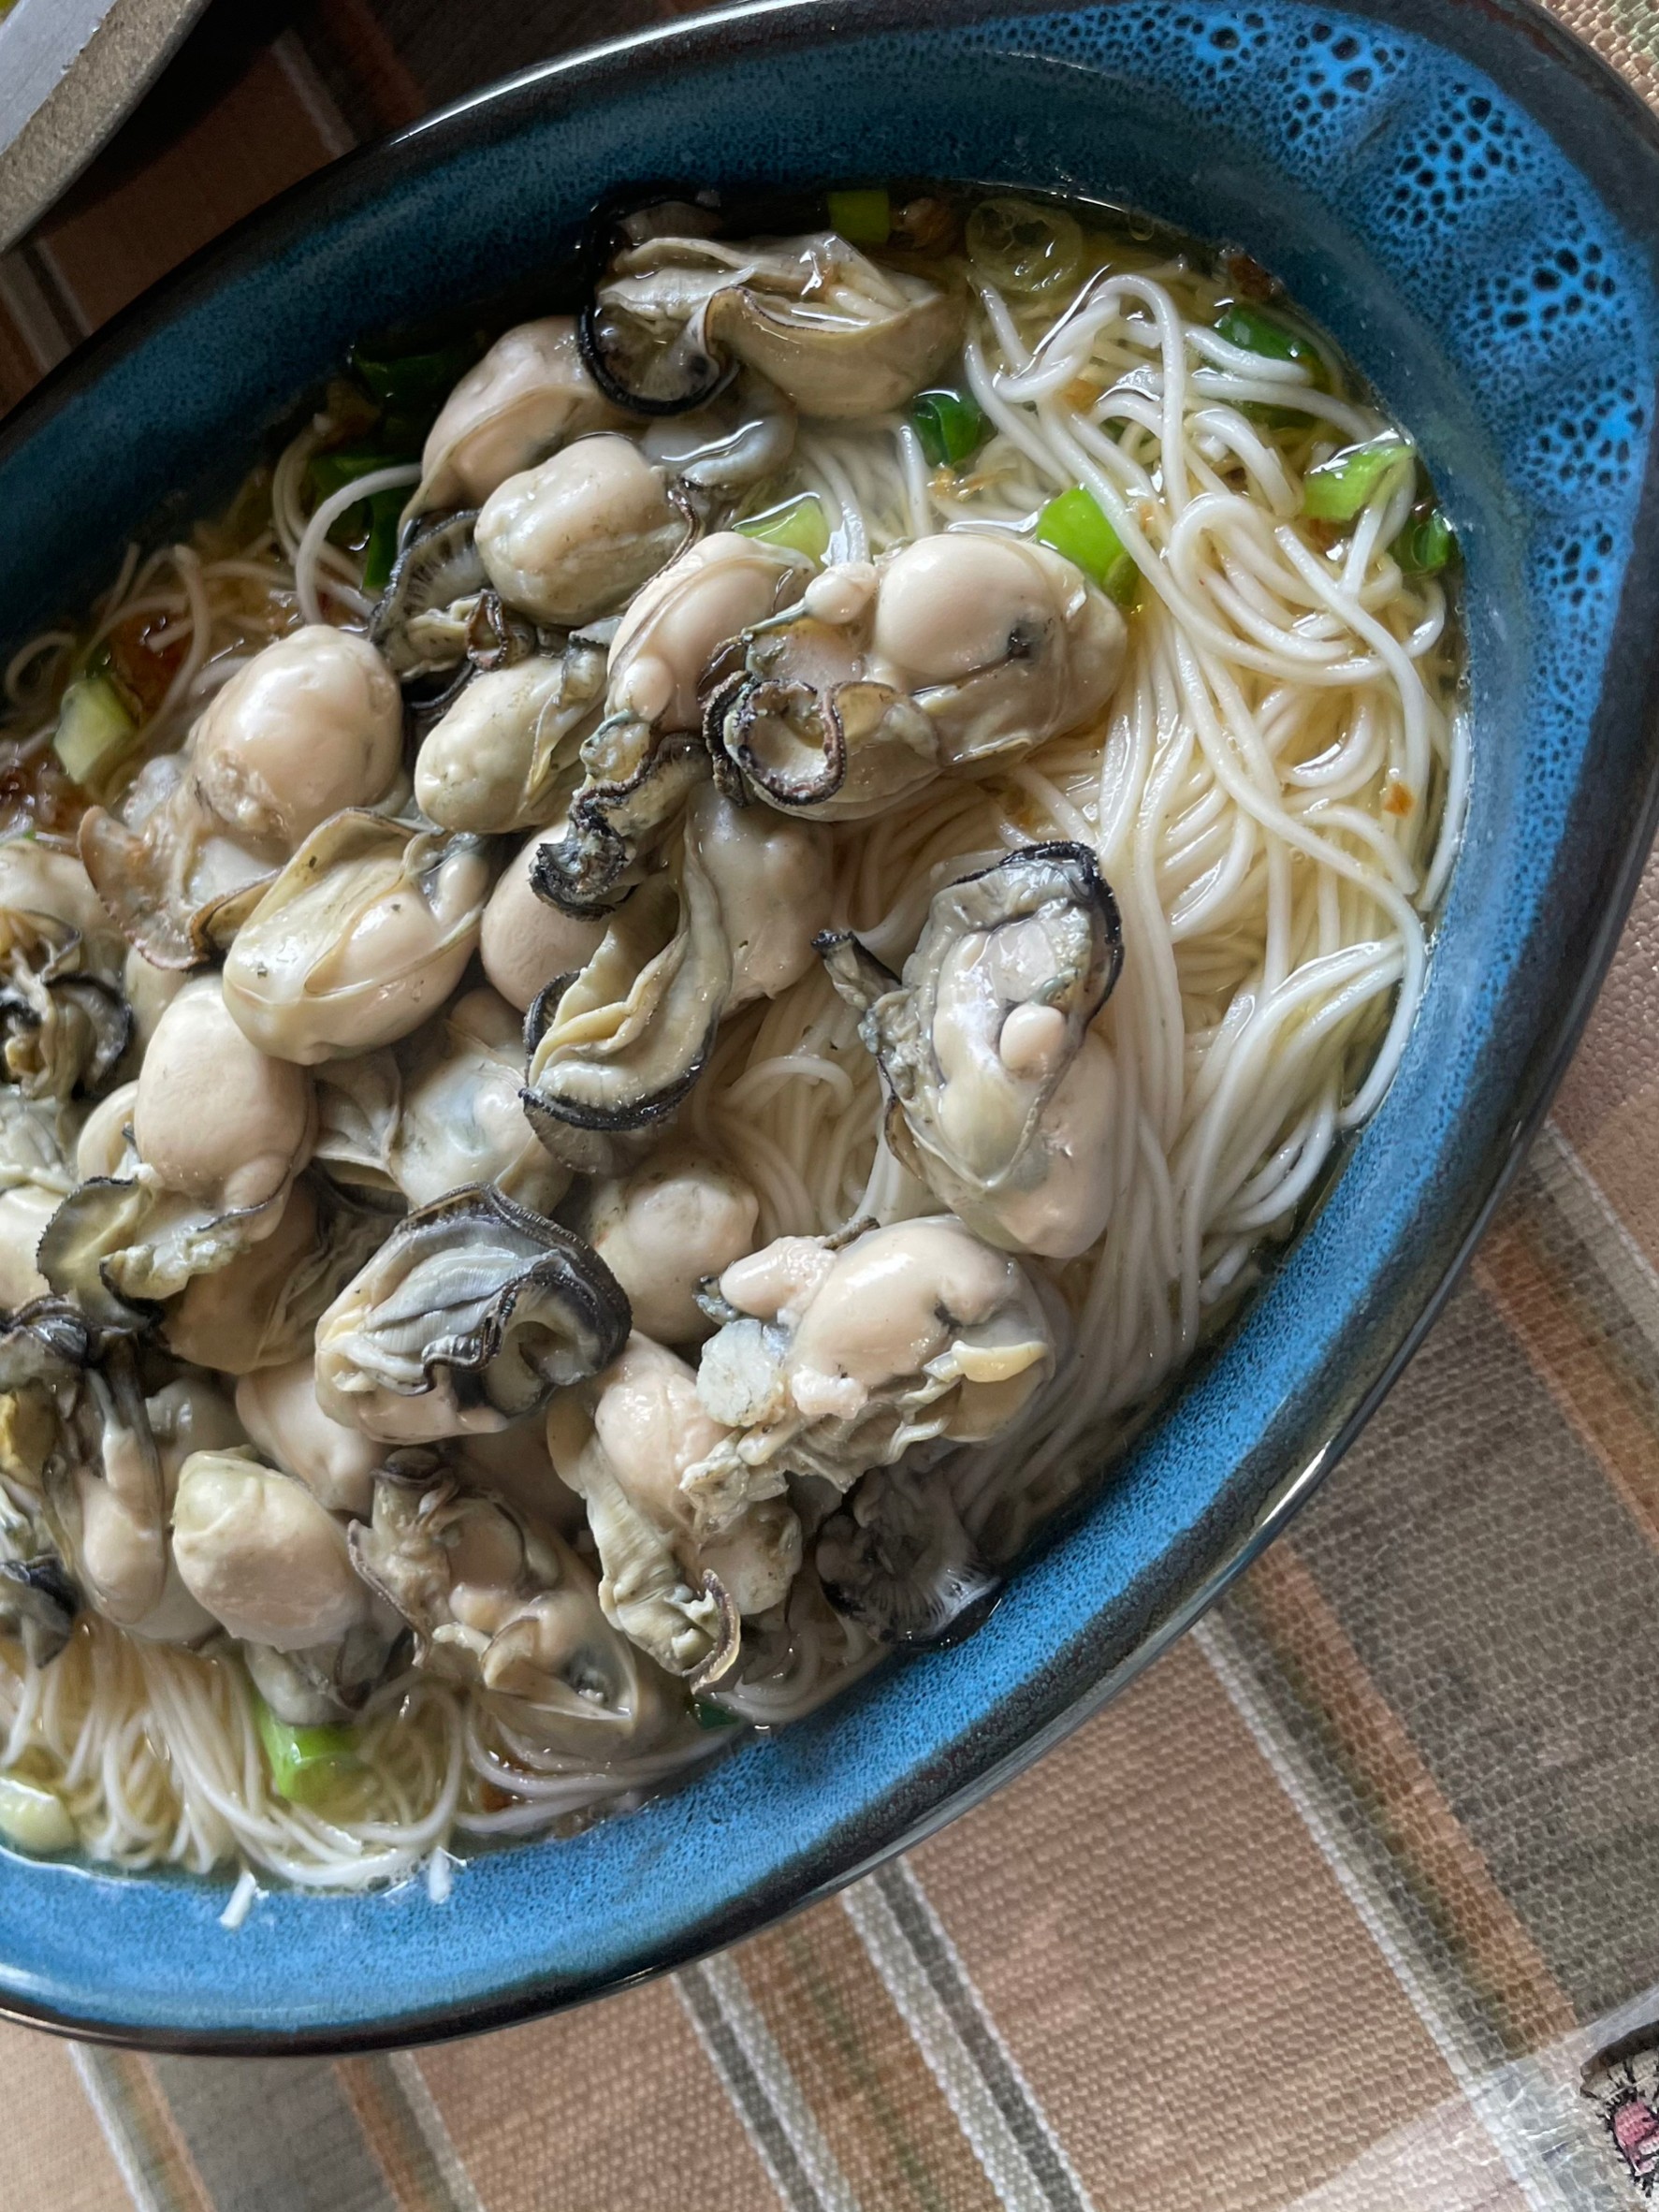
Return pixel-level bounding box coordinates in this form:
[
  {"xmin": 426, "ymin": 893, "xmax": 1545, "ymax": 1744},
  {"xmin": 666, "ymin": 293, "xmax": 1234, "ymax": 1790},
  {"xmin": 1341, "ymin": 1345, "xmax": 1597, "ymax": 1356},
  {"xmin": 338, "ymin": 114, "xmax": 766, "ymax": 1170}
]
[{"xmin": 6, "ymin": 4, "xmax": 1659, "ymax": 2205}]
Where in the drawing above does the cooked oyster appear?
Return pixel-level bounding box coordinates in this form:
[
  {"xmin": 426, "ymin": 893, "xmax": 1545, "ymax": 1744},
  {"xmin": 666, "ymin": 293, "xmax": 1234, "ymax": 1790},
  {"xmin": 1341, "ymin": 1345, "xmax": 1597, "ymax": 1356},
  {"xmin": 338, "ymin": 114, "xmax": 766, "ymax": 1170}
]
[
  {"xmin": 349, "ymin": 1468, "xmax": 680, "ymax": 1752},
  {"xmin": 171, "ymin": 1448, "xmax": 384, "ymax": 1651},
  {"xmin": 0, "ymin": 1091, "xmax": 84, "ymax": 1310},
  {"xmin": 521, "ymin": 839, "xmax": 731, "ymax": 1174},
  {"xmin": 162, "ymin": 1174, "xmax": 392, "ymax": 1375},
  {"xmin": 78, "ymin": 627, "xmax": 403, "ymax": 969},
  {"xmin": 866, "ymin": 533, "xmax": 1126, "ymax": 766},
  {"xmin": 821, "ymin": 842, "xmax": 1123, "ymax": 1259},
  {"xmin": 546, "ymin": 1333, "xmax": 798, "ymax": 1681},
  {"xmin": 479, "ymin": 827, "xmax": 608, "ymax": 1013},
  {"xmin": 533, "ymin": 533, "xmax": 808, "ymax": 912},
  {"xmin": 39, "ymin": 979, "xmax": 316, "ymax": 1328},
  {"xmin": 221, "ymin": 812, "xmax": 492, "ymax": 1065},
  {"xmin": 413, "ymin": 638, "xmax": 606, "ymax": 835},
  {"xmin": 583, "ymin": 229, "xmax": 965, "ymax": 417},
  {"xmin": 0, "ymin": 911, "xmax": 130, "ymax": 1103},
  {"xmin": 685, "ymin": 781, "xmax": 830, "ymax": 1008},
  {"xmin": 44, "ymin": 1340, "xmax": 169, "ymax": 1632},
  {"xmin": 710, "ymin": 535, "xmax": 1126, "ymax": 818},
  {"xmin": 638, "ymin": 369, "xmax": 796, "ymax": 498},
  {"xmin": 816, "ymin": 1463, "xmax": 998, "ymax": 1648},
  {"xmin": 0, "ymin": 839, "xmax": 124, "ymax": 968},
  {"xmin": 413, "ymin": 316, "xmax": 631, "ymax": 512},
  {"xmin": 368, "ymin": 510, "xmax": 489, "ymax": 680},
  {"xmin": 235, "ymin": 1354, "xmax": 384, "ymax": 1518},
  {"xmin": 476, "ymin": 435, "xmax": 690, "ymax": 629},
  {"xmin": 313, "ymin": 1186, "xmax": 631, "ymax": 1443},
  {"xmin": 315, "ymin": 987, "xmax": 568, "ymax": 1214},
  {"xmin": 586, "ymin": 1145, "xmax": 759, "ymax": 1345},
  {"xmin": 684, "ymin": 1216, "xmax": 1055, "ymax": 1530}
]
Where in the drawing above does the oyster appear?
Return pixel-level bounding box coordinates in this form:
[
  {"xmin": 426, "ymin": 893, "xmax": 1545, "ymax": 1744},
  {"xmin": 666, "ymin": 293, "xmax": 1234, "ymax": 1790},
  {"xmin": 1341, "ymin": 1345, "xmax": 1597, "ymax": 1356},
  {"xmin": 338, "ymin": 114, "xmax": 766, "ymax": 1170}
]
[
  {"xmin": 816, "ymin": 1463, "xmax": 998, "ymax": 1648},
  {"xmin": 412, "ymin": 637, "xmax": 607, "ymax": 834},
  {"xmin": 533, "ymin": 533, "xmax": 808, "ymax": 912},
  {"xmin": 479, "ymin": 827, "xmax": 607, "ymax": 1013},
  {"xmin": 684, "ymin": 1216, "xmax": 1055, "ymax": 1530},
  {"xmin": 521, "ymin": 838, "xmax": 731, "ymax": 1175},
  {"xmin": 0, "ymin": 1091, "xmax": 84, "ymax": 1310},
  {"xmin": 684, "ymin": 781, "xmax": 830, "ymax": 1008},
  {"xmin": 582, "ymin": 229, "xmax": 965, "ymax": 417},
  {"xmin": 314, "ymin": 986, "xmax": 568, "ymax": 1214},
  {"xmin": 41, "ymin": 1339, "xmax": 170, "ymax": 1633},
  {"xmin": 313, "ymin": 1186, "xmax": 631, "ymax": 1443},
  {"xmin": 476, "ymin": 434, "xmax": 691, "ymax": 629},
  {"xmin": 221, "ymin": 812, "xmax": 492, "ymax": 1065},
  {"xmin": 39, "ymin": 979, "xmax": 316, "ymax": 1328},
  {"xmin": 638, "ymin": 369, "xmax": 796, "ymax": 498},
  {"xmin": 546, "ymin": 1333, "xmax": 799, "ymax": 1682},
  {"xmin": 710, "ymin": 535, "xmax": 1126, "ymax": 819},
  {"xmin": 235, "ymin": 1354, "xmax": 384, "ymax": 1518},
  {"xmin": 350, "ymin": 1468, "xmax": 681, "ymax": 1753},
  {"xmin": 412, "ymin": 315, "xmax": 631, "ymax": 513},
  {"xmin": 0, "ymin": 911, "xmax": 130, "ymax": 1103},
  {"xmin": 171, "ymin": 1448, "xmax": 385, "ymax": 1651},
  {"xmin": 368, "ymin": 511, "xmax": 489, "ymax": 679},
  {"xmin": 820, "ymin": 842, "xmax": 1123, "ymax": 1259},
  {"xmin": 162, "ymin": 1174, "xmax": 392, "ymax": 1375},
  {"xmin": 78, "ymin": 627, "xmax": 403, "ymax": 969},
  {"xmin": 585, "ymin": 1144, "xmax": 759, "ymax": 1345}
]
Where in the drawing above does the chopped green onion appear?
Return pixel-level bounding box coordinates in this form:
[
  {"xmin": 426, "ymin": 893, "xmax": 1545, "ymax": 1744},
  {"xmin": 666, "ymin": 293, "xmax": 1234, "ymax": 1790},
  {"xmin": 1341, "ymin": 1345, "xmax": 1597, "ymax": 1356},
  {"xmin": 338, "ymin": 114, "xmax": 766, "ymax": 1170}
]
[
  {"xmin": 254, "ymin": 1696, "xmax": 361, "ymax": 1808},
  {"xmin": 1215, "ymin": 303, "xmax": 1330, "ymax": 424},
  {"xmin": 1214, "ymin": 301, "xmax": 1328, "ymax": 385},
  {"xmin": 735, "ymin": 492, "xmax": 830, "ymax": 561},
  {"xmin": 910, "ymin": 388, "xmax": 985, "ymax": 468},
  {"xmin": 309, "ymin": 447, "xmax": 408, "ymax": 501},
  {"xmin": 1035, "ymin": 486, "xmax": 1141, "ymax": 608},
  {"xmin": 349, "ymin": 339, "xmax": 478, "ymax": 439},
  {"xmin": 965, "ymin": 196, "xmax": 1084, "ymax": 297},
  {"xmin": 826, "ymin": 188, "xmax": 891, "ymax": 247},
  {"xmin": 1391, "ymin": 506, "xmax": 1456, "ymax": 575},
  {"xmin": 693, "ymin": 1698, "xmax": 741, "ymax": 1730},
  {"xmin": 1302, "ymin": 433, "xmax": 1415, "ymax": 522},
  {"xmin": 360, "ymin": 490, "xmax": 405, "ymax": 591},
  {"xmin": 308, "ymin": 449, "xmax": 413, "ymax": 587},
  {"xmin": 52, "ymin": 672, "xmax": 138, "ymax": 786},
  {"xmin": 0, "ymin": 1774, "xmax": 75, "ymax": 1854}
]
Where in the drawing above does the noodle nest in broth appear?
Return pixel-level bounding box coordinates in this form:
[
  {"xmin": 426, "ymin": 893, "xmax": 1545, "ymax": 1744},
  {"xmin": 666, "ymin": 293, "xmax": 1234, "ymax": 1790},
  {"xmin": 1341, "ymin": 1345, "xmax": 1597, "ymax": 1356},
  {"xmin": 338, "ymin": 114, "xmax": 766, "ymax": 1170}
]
[{"xmin": 0, "ymin": 184, "xmax": 1463, "ymax": 1911}]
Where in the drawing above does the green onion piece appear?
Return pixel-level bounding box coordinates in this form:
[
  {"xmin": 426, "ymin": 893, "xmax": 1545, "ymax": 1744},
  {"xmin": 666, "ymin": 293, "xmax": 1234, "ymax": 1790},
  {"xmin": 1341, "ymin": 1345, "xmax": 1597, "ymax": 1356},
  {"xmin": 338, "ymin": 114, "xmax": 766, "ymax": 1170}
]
[
  {"xmin": 254, "ymin": 1696, "xmax": 360, "ymax": 1808},
  {"xmin": 1302, "ymin": 434, "xmax": 1415, "ymax": 522},
  {"xmin": 693, "ymin": 1698, "xmax": 741, "ymax": 1730},
  {"xmin": 1215, "ymin": 303, "xmax": 1328, "ymax": 386},
  {"xmin": 309, "ymin": 447, "xmax": 407, "ymax": 501},
  {"xmin": 1035, "ymin": 486, "xmax": 1141, "ymax": 609},
  {"xmin": 966, "ymin": 196, "xmax": 1084, "ymax": 296},
  {"xmin": 307, "ymin": 449, "xmax": 414, "ymax": 579},
  {"xmin": 911, "ymin": 388, "xmax": 985, "ymax": 468},
  {"xmin": 1391, "ymin": 507, "xmax": 1456, "ymax": 575},
  {"xmin": 349, "ymin": 339, "xmax": 477, "ymax": 435},
  {"xmin": 360, "ymin": 489, "xmax": 405, "ymax": 591},
  {"xmin": 52, "ymin": 673, "xmax": 138, "ymax": 786},
  {"xmin": 826, "ymin": 188, "xmax": 891, "ymax": 247},
  {"xmin": 0, "ymin": 1774, "xmax": 75, "ymax": 1854},
  {"xmin": 735, "ymin": 493, "xmax": 830, "ymax": 562}
]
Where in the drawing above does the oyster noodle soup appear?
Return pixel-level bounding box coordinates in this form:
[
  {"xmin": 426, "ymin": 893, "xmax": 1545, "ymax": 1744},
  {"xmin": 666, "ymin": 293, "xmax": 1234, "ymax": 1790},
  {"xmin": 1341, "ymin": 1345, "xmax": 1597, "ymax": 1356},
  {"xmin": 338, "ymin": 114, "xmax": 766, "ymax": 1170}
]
[{"xmin": 0, "ymin": 184, "xmax": 1463, "ymax": 1907}]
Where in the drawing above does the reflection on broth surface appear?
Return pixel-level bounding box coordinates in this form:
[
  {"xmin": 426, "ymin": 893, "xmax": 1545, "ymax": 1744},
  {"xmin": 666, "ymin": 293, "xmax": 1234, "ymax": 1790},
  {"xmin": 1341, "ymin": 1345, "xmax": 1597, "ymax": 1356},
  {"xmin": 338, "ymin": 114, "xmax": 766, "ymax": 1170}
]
[{"xmin": 0, "ymin": 183, "xmax": 1464, "ymax": 1907}]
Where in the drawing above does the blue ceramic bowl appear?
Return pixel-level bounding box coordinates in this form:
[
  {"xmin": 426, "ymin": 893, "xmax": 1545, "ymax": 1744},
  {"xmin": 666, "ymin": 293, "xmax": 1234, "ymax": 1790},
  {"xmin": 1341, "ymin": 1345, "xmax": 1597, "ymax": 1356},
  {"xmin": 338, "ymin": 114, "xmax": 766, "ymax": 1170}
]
[{"xmin": 0, "ymin": 0, "xmax": 1657, "ymax": 2052}]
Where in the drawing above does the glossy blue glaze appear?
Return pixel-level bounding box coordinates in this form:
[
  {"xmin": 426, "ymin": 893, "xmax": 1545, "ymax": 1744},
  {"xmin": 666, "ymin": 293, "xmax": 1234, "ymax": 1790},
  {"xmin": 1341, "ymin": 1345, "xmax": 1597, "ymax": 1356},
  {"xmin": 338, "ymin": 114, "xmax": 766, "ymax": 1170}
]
[{"xmin": 0, "ymin": 0, "xmax": 1657, "ymax": 2048}]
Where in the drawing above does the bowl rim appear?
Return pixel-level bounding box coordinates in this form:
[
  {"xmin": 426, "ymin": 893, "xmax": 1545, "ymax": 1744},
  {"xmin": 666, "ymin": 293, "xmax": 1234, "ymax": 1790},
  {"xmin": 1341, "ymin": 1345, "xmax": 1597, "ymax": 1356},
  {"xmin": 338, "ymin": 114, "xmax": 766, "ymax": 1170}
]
[{"xmin": 1, "ymin": 0, "xmax": 1658, "ymax": 2056}]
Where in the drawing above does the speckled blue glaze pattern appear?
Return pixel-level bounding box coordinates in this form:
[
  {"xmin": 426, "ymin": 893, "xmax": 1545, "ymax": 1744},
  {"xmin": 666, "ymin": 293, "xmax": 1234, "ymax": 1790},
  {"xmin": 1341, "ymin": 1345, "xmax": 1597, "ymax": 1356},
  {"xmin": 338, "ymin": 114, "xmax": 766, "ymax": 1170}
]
[{"xmin": 0, "ymin": 0, "xmax": 1657, "ymax": 2048}]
